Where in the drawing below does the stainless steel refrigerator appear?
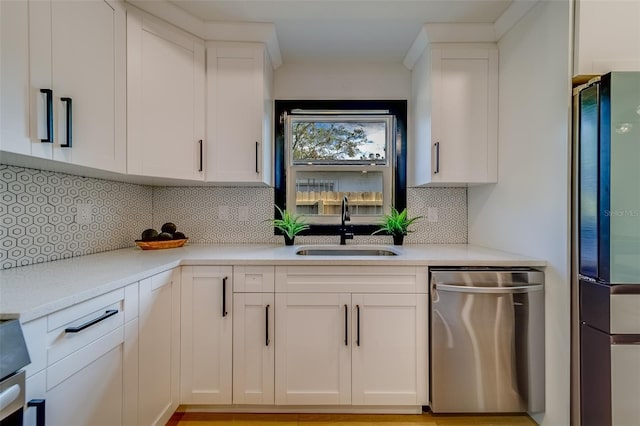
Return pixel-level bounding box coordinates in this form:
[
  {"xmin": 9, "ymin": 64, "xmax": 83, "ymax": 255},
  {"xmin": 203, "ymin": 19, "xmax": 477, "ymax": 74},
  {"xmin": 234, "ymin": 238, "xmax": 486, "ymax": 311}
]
[{"xmin": 573, "ymin": 72, "xmax": 640, "ymax": 426}]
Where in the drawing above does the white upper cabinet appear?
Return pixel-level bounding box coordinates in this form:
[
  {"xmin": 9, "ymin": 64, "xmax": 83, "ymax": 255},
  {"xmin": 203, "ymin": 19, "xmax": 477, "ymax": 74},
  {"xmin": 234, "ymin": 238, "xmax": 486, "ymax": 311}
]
[
  {"xmin": 1, "ymin": 0, "xmax": 126, "ymax": 173},
  {"xmin": 410, "ymin": 43, "xmax": 498, "ymax": 186},
  {"xmin": 1, "ymin": 0, "xmax": 31, "ymax": 156},
  {"xmin": 206, "ymin": 43, "xmax": 273, "ymax": 185},
  {"xmin": 127, "ymin": 9, "xmax": 205, "ymax": 181}
]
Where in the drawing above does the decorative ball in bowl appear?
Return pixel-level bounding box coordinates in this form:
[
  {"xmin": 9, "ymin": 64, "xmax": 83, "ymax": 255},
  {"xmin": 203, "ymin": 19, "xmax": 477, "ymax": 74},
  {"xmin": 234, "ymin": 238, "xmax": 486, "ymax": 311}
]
[{"xmin": 135, "ymin": 223, "xmax": 188, "ymax": 250}]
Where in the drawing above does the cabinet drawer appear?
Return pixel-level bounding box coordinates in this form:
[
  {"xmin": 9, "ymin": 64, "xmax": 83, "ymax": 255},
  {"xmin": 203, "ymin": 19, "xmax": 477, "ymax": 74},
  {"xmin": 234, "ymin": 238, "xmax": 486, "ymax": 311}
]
[
  {"xmin": 234, "ymin": 266, "xmax": 275, "ymax": 292},
  {"xmin": 46, "ymin": 289, "xmax": 125, "ymax": 366},
  {"xmin": 275, "ymin": 266, "xmax": 428, "ymax": 293}
]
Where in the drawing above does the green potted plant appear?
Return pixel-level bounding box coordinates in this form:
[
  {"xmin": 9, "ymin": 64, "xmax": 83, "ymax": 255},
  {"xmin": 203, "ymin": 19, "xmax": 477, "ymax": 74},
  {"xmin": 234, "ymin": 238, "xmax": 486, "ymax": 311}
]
[
  {"xmin": 373, "ymin": 207, "xmax": 422, "ymax": 245},
  {"xmin": 267, "ymin": 205, "xmax": 310, "ymax": 246}
]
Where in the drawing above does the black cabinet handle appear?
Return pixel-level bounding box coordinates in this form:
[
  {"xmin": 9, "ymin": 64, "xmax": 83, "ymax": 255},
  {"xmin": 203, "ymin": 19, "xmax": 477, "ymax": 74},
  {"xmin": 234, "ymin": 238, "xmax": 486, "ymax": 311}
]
[
  {"xmin": 27, "ymin": 399, "xmax": 46, "ymax": 426},
  {"xmin": 60, "ymin": 97, "xmax": 72, "ymax": 147},
  {"xmin": 265, "ymin": 304, "xmax": 270, "ymax": 346},
  {"xmin": 434, "ymin": 142, "xmax": 440, "ymax": 174},
  {"xmin": 40, "ymin": 89, "xmax": 53, "ymax": 143},
  {"xmin": 255, "ymin": 141, "xmax": 260, "ymax": 174},
  {"xmin": 356, "ymin": 304, "xmax": 360, "ymax": 346},
  {"xmin": 65, "ymin": 309, "xmax": 118, "ymax": 333},
  {"xmin": 198, "ymin": 140, "xmax": 203, "ymax": 172},
  {"xmin": 344, "ymin": 304, "xmax": 348, "ymax": 346},
  {"xmin": 222, "ymin": 277, "xmax": 228, "ymax": 317}
]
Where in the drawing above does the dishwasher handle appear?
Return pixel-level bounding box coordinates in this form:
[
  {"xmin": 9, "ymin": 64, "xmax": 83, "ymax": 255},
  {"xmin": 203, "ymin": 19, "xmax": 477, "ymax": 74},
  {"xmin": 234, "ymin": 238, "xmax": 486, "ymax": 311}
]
[{"xmin": 434, "ymin": 283, "xmax": 544, "ymax": 294}]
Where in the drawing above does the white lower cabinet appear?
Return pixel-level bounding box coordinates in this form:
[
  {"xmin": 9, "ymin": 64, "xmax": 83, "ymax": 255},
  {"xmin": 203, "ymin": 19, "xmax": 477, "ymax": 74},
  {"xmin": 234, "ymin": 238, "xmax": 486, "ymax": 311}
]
[
  {"xmin": 233, "ymin": 292, "xmax": 275, "ymax": 404},
  {"xmin": 351, "ymin": 294, "xmax": 429, "ymax": 406},
  {"xmin": 23, "ymin": 370, "xmax": 46, "ymax": 426},
  {"xmin": 273, "ymin": 266, "xmax": 429, "ymax": 408},
  {"xmin": 181, "ymin": 266, "xmax": 233, "ymax": 404},
  {"xmin": 138, "ymin": 269, "xmax": 180, "ymax": 426},
  {"xmin": 21, "ymin": 283, "xmax": 138, "ymax": 426},
  {"xmin": 275, "ymin": 293, "xmax": 352, "ymax": 405},
  {"xmin": 46, "ymin": 339, "xmax": 124, "ymax": 426}
]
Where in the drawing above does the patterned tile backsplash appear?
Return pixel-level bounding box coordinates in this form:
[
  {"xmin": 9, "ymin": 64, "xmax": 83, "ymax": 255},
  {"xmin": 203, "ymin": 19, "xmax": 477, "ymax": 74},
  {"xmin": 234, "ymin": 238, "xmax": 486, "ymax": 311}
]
[
  {"xmin": 153, "ymin": 186, "xmax": 467, "ymax": 245},
  {"xmin": 0, "ymin": 165, "xmax": 153, "ymax": 269},
  {"xmin": 1, "ymin": 164, "xmax": 467, "ymax": 269}
]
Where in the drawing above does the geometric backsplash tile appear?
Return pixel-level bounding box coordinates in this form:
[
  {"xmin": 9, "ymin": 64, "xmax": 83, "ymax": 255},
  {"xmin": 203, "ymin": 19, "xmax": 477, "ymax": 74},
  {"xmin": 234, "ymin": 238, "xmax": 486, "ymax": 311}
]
[
  {"xmin": 406, "ymin": 187, "xmax": 467, "ymax": 244},
  {"xmin": 1, "ymin": 163, "xmax": 467, "ymax": 270},
  {"xmin": 153, "ymin": 186, "xmax": 279, "ymax": 244},
  {"xmin": 0, "ymin": 164, "xmax": 153, "ymax": 269},
  {"xmin": 153, "ymin": 186, "xmax": 468, "ymax": 245}
]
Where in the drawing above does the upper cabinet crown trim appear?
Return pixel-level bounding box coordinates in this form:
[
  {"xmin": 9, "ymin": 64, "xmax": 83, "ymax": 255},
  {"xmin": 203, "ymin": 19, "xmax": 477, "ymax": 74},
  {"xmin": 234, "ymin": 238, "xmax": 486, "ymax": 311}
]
[
  {"xmin": 403, "ymin": 0, "xmax": 540, "ymax": 69},
  {"xmin": 124, "ymin": 0, "xmax": 282, "ymax": 68}
]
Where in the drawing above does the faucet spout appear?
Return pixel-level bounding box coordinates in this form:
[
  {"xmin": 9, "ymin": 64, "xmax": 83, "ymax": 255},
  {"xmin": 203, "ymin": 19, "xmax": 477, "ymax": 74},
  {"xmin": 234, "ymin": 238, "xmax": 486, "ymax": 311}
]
[{"xmin": 340, "ymin": 196, "xmax": 354, "ymax": 245}]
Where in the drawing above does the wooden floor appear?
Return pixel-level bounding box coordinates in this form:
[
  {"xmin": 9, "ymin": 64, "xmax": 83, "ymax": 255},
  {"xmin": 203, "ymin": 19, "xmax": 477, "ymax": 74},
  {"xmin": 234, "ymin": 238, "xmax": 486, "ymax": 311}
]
[{"xmin": 168, "ymin": 412, "xmax": 537, "ymax": 426}]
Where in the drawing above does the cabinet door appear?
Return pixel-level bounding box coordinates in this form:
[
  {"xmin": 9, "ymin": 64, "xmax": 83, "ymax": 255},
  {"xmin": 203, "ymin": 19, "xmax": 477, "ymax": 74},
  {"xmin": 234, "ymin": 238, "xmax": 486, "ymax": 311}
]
[
  {"xmin": 49, "ymin": 0, "xmax": 126, "ymax": 172},
  {"xmin": 351, "ymin": 294, "xmax": 429, "ymax": 406},
  {"xmin": 181, "ymin": 266, "xmax": 233, "ymax": 404},
  {"xmin": 430, "ymin": 46, "xmax": 498, "ymax": 184},
  {"xmin": 139, "ymin": 269, "xmax": 180, "ymax": 426},
  {"xmin": 207, "ymin": 44, "xmax": 271, "ymax": 184},
  {"xmin": 24, "ymin": 370, "xmax": 46, "ymax": 426},
  {"xmin": 127, "ymin": 10, "xmax": 205, "ymax": 180},
  {"xmin": 233, "ymin": 293, "xmax": 274, "ymax": 404},
  {"xmin": 1, "ymin": 0, "xmax": 125, "ymax": 166},
  {"xmin": 46, "ymin": 329, "xmax": 125, "ymax": 426},
  {"xmin": 275, "ymin": 293, "xmax": 351, "ymax": 405},
  {"xmin": 0, "ymin": 0, "xmax": 32, "ymax": 156}
]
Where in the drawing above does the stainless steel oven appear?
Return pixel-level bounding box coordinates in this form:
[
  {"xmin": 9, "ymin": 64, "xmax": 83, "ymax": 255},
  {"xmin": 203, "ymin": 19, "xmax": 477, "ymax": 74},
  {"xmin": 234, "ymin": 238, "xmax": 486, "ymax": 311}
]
[{"xmin": 0, "ymin": 319, "xmax": 44, "ymax": 426}]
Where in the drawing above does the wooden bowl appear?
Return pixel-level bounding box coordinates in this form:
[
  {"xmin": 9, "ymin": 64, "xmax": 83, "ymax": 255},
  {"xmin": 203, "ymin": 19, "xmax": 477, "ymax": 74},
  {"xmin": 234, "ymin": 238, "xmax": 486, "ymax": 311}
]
[{"xmin": 135, "ymin": 238, "xmax": 188, "ymax": 250}]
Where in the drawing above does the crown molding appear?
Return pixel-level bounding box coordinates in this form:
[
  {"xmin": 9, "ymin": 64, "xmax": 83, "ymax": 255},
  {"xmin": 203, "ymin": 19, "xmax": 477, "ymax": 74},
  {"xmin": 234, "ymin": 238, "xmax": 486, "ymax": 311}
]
[
  {"xmin": 124, "ymin": 0, "xmax": 282, "ymax": 69},
  {"xmin": 402, "ymin": 0, "xmax": 540, "ymax": 70},
  {"xmin": 204, "ymin": 22, "xmax": 282, "ymax": 68},
  {"xmin": 126, "ymin": 0, "xmax": 205, "ymax": 37}
]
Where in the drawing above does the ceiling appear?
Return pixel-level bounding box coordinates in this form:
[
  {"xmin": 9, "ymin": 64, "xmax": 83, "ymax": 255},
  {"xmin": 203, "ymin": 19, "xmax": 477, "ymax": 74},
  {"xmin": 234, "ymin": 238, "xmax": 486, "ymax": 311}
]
[{"xmin": 166, "ymin": 0, "xmax": 514, "ymax": 63}]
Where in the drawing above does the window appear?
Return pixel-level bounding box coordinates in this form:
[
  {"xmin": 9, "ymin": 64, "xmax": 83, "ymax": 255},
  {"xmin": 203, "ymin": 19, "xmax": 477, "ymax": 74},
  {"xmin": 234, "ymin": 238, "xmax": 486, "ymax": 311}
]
[{"xmin": 275, "ymin": 100, "xmax": 407, "ymax": 236}]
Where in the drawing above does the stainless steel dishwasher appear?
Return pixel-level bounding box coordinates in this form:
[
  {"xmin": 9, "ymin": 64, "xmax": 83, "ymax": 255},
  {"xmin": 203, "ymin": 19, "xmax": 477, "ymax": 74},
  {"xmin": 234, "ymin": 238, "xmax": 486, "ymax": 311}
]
[{"xmin": 430, "ymin": 267, "xmax": 544, "ymax": 414}]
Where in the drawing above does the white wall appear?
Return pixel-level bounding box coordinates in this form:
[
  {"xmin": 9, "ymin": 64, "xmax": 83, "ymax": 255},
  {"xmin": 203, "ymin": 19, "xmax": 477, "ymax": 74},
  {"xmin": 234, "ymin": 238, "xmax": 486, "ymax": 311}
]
[
  {"xmin": 467, "ymin": 1, "xmax": 572, "ymax": 425},
  {"xmin": 574, "ymin": 0, "xmax": 640, "ymax": 76},
  {"xmin": 274, "ymin": 62, "xmax": 410, "ymax": 99}
]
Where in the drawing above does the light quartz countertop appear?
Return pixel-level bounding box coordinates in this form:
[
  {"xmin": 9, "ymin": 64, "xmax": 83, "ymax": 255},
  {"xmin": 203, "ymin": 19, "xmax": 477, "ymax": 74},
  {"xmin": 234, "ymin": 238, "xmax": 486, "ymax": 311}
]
[{"xmin": 0, "ymin": 243, "xmax": 545, "ymax": 322}]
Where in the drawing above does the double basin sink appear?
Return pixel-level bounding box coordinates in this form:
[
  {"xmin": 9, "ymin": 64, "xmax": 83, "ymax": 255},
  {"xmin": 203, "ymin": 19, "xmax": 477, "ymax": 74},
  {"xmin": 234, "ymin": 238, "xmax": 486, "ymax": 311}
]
[{"xmin": 295, "ymin": 245, "xmax": 399, "ymax": 256}]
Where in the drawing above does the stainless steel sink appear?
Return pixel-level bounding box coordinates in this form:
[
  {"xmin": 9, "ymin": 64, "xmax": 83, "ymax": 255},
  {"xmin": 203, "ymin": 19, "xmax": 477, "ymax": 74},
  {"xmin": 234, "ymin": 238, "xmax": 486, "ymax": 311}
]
[{"xmin": 295, "ymin": 245, "xmax": 399, "ymax": 256}]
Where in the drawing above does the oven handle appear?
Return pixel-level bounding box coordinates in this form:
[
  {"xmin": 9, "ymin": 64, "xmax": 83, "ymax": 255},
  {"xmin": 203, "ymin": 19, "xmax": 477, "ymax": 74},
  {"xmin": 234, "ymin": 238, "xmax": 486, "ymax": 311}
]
[
  {"xmin": 0, "ymin": 384, "xmax": 21, "ymax": 412},
  {"xmin": 27, "ymin": 399, "xmax": 46, "ymax": 426}
]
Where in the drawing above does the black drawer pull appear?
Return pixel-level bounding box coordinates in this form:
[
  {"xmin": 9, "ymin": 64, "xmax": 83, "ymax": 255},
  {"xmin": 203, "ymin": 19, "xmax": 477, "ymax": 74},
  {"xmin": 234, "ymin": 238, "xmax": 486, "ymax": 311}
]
[
  {"xmin": 40, "ymin": 89, "xmax": 53, "ymax": 143},
  {"xmin": 65, "ymin": 309, "xmax": 118, "ymax": 333},
  {"xmin": 222, "ymin": 276, "xmax": 228, "ymax": 317},
  {"xmin": 60, "ymin": 97, "xmax": 72, "ymax": 147},
  {"xmin": 255, "ymin": 141, "xmax": 260, "ymax": 174},
  {"xmin": 27, "ymin": 399, "xmax": 46, "ymax": 426},
  {"xmin": 265, "ymin": 304, "xmax": 270, "ymax": 346},
  {"xmin": 356, "ymin": 304, "xmax": 360, "ymax": 346},
  {"xmin": 344, "ymin": 304, "xmax": 348, "ymax": 346}
]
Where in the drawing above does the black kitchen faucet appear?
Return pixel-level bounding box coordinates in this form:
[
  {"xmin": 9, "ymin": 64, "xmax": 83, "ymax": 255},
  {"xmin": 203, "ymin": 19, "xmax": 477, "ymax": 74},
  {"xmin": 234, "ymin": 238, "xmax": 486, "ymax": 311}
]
[{"xmin": 339, "ymin": 196, "xmax": 354, "ymax": 245}]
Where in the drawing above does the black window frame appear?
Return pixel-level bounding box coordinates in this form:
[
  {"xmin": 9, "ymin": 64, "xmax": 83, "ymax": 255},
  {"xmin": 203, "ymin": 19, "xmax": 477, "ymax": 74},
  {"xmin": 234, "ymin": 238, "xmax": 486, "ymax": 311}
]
[{"xmin": 274, "ymin": 99, "xmax": 407, "ymax": 237}]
